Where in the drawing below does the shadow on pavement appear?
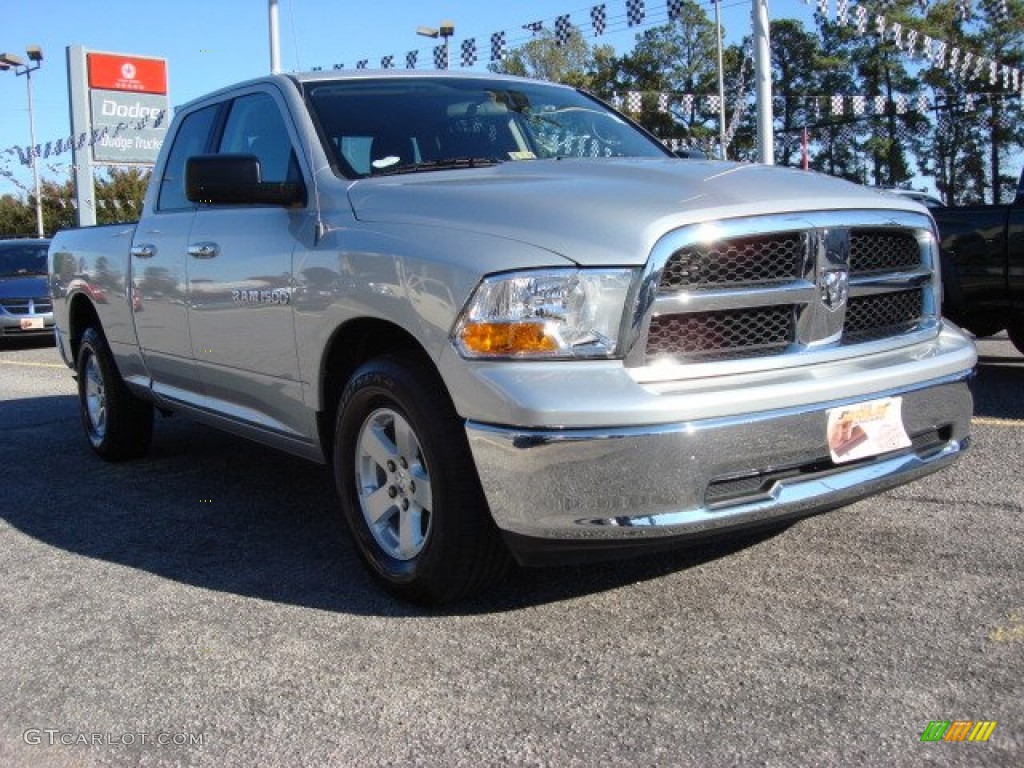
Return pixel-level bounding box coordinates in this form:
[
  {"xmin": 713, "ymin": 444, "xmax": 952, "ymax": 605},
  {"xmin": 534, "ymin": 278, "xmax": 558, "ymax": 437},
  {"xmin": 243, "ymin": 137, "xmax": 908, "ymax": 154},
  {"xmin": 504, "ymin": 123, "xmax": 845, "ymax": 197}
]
[
  {"xmin": 2, "ymin": 394, "xmax": 784, "ymax": 618},
  {"xmin": 970, "ymin": 338, "xmax": 1024, "ymax": 421}
]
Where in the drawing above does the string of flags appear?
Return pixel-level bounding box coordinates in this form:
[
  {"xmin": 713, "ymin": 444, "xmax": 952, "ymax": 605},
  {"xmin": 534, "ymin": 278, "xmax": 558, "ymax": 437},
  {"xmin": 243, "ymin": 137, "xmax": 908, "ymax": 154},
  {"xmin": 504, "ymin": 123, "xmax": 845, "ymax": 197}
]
[
  {"xmin": 1, "ymin": 111, "xmax": 166, "ymax": 169},
  {"xmin": 307, "ymin": 0, "xmax": 1020, "ymax": 98}
]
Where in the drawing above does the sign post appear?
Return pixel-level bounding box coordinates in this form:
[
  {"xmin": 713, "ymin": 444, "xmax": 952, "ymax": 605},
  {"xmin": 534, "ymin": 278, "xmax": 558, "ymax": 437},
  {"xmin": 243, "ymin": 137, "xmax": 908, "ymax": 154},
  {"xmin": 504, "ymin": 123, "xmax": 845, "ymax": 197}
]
[{"xmin": 66, "ymin": 46, "xmax": 169, "ymax": 226}]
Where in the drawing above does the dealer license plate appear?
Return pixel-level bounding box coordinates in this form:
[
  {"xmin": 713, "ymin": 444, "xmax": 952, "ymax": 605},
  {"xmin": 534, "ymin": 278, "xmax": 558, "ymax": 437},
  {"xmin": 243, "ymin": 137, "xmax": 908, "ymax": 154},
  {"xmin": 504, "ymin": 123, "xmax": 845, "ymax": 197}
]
[
  {"xmin": 827, "ymin": 397, "xmax": 911, "ymax": 464},
  {"xmin": 19, "ymin": 317, "xmax": 44, "ymax": 330}
]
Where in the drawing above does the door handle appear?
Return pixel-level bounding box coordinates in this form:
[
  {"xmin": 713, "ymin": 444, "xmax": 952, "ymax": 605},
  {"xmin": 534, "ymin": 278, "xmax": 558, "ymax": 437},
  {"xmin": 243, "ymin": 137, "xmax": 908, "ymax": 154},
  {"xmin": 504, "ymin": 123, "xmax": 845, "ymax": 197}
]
[
  {"xmin": 130, "ymin": 244, "xmax": 156, "ymax": 259},
  {"xmin": 188, "ymin": 242, "xmax": 220, "ymax": 259}
]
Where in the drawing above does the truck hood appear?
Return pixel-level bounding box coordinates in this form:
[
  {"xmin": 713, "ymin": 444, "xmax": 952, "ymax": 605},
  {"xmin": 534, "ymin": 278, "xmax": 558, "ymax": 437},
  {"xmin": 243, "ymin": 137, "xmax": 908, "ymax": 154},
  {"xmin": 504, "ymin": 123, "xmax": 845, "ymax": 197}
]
[
  {"xmin": 0, "ymin": 274, "xmax": 48, "ymax": 300},
  {"xmin": 347, "ymin": 158, "xmax": 928, "ymax": 266}
]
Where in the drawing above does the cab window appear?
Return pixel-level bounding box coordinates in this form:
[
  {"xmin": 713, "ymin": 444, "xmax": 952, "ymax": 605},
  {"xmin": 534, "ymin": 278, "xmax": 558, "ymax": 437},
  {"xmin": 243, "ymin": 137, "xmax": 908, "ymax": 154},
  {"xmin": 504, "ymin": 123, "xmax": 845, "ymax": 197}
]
[{"xmin": 218, "ymin": 92, "xmax": 300, "ymax": 183}]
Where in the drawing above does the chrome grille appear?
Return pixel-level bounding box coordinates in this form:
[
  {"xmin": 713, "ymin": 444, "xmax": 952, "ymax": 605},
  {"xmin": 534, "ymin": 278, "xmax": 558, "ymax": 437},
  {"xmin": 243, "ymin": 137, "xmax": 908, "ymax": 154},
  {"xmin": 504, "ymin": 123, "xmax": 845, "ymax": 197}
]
[
  {"xmin": 850, "ymin": 230, "xmax": 921, "ymax": 275},
  {"xmin": 631, "ymin": 211, "xmax": 939, "ymax": 372},
  {"xmin": 0, "ymin": 297, "xmax": 52, "ymax": 315},
  {"xmin": 647, "ymin": 306, "xmax": 794, "ymax": 361},
  {"xmin": 843, "ymin": 289, "xmax": 924, "ymax": 343},
  {"xmin": 659, "ymin": 232, "xmax": 803, "ymax": 290}
]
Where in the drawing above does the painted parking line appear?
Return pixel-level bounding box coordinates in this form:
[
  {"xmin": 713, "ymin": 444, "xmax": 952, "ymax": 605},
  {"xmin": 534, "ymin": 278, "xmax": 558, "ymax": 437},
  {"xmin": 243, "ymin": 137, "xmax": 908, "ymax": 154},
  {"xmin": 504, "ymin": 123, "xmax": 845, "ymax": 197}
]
[
  {"xmin": 972, "ymin": 416, "xmax": 1024, "ymax": 427},
  {"xmin": 0, "ymin": 360, "xmax": 66, "ymax": 369}
]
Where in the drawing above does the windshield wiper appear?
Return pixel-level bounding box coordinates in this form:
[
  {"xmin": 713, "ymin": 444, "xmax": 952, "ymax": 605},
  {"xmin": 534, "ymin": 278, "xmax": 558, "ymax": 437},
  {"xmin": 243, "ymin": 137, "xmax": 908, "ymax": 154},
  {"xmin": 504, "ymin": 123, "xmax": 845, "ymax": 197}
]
[{"xmin": 372, "ymin": 157, "xmax": 503, "ymax": 176}]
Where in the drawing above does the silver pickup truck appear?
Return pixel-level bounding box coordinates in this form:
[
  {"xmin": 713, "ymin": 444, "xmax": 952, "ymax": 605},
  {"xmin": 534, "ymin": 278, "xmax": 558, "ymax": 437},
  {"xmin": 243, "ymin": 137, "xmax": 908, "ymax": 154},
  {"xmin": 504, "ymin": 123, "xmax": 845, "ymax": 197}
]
[{"xmin": 50, "ymin": 71, "xmax": 976, "ymax": 603}]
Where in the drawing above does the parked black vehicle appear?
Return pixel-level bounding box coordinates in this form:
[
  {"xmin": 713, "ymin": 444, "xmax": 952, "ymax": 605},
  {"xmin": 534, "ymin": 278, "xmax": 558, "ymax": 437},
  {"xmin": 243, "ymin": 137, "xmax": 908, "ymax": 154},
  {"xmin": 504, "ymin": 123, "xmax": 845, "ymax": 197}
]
[
  {"xmin": 0, "ymin": 238, "xmax": 53, "ymax": 341},
  {"xmin": 934, "ymin": 169, "xmax": 1024, "ymax": 352}
]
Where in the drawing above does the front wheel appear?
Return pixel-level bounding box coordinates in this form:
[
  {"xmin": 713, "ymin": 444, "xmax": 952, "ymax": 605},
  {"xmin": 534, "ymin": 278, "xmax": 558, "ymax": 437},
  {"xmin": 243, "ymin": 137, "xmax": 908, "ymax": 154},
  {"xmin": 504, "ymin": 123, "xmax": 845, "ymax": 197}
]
[
  {"xmin": 77, "ymin": 326, "xmax": 154, "ymax": 460},
  {"xmin": 333, "ymin": 354, "xmax": 510, "ymax": 604}
]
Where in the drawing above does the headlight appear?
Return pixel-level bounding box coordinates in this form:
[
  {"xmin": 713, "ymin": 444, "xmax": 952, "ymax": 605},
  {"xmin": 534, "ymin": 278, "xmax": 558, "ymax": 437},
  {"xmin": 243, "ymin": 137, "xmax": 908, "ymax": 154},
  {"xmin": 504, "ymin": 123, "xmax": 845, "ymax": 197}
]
[{"xmin": 453, "ymin": 268, "xmax": 635, "ymax": 359}]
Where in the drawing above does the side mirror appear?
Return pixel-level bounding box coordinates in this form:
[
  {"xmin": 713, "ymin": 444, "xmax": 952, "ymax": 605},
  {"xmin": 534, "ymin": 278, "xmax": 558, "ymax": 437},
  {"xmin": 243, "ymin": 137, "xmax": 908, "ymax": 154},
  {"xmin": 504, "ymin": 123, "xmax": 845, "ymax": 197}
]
[{"xmin": 185, "ymin": 154, "xmax": 304, "ymax": 206}]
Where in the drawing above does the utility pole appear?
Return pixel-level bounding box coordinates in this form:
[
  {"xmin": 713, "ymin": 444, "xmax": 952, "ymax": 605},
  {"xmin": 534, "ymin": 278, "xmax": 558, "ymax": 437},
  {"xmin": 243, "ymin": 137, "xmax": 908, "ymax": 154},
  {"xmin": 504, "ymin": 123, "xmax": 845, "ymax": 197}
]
[
  {"xmin": 269, "ymin": 0, "xmax": 281, "ymax": 74},
  {"xmin": 751, "ymin": 0, "xmax": 774, "ymax": 164}
]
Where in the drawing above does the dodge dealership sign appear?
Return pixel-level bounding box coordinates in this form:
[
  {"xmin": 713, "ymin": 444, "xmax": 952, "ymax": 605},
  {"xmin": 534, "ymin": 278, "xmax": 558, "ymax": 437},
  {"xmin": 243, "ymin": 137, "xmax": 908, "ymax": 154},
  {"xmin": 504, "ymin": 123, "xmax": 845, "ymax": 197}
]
[{"xmin": 85, "ymin": 53, "xmax": 169, "ymax": 164}]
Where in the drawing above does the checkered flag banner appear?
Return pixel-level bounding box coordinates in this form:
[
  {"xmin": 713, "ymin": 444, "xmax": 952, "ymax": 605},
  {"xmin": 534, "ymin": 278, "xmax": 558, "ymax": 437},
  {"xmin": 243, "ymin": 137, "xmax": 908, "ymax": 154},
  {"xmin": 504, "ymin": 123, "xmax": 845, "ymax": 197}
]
[
  {"xmin": 490, "ymin": 32, "xmax": 506, "ymax": 62},
  {"xmin": 331, "ymin": 63, "xmax": 344, "ymax": 70},
  {"xmin": 960, "ymin": 51, "xmax": 973, "ymax": 78},
  {"xmin": 852, "ymin": 95, "xmax": 865, "ymax": 115},
  {"xmin": 433, "ymin": 45, "xmax": 446, "ymax": 69},
  {"xmin": 948, "ymin": 47, "xmax": 960, "ymax": 73},
  {"xmin": 831, "ymin": 94, "xmax": 843, "ymax": 115},
  {"xmin": 626, "ymin": 0, "xmax": 645, "ymax": 27},
  {"xmin": 356, "ymin": 59, "xmax": 368, "ymax": 70},
  {"xmin": 406, "ymin": 51, "xmax": 418, "ymax": 69},
  {"xmin": 875, "ymin": 15, "xmax": 886, "ymax": 37},
  {"xmin": 658, "ymin": 92, "xmax": 670, "ymax": 113},
  {"xmin": 668, "ymin": 0, "xmax": 685, "ymax": 20},
  {"xmin": 461, "ymin": 39, "xmax": 477, "ymax": 67},
  {"xmin": 985, "ymin": 0, "xmax": 1010, "ymax": 24},
  {"xmin": 905, "ymin": 29, "xmax": 918, "ymax": 56},
  {"xmin": 555, "ymin": 15, "xmax": 572, "ymax": 46},
  {"xmin": 381, "ymin": 55, "xmax": 394, "ymax": 69},
  {"xmin": 707, "ymin": 94, "xmax": 721, "ymax": 112},
  {"xmin": 956, "ymin": 0, "xmax": 971, "ymax": 21},
  {"xmin": 972, "ymin": 55, "xmax": 986, "ymax": 79},
  {"xmin": 873, "ymin": 95, "xmax": 886, "ymax": 114},
  {"xmin": 611, "ymin": 93, "xmax": 624, "ymax": 110},
  {"xmin": 894, "ymin": 94, "xmax": 907, "ymax": 114},
  {"xmin": 853, "ymin": 6, "xmax": 868, "ymax": 34},
  {"xmin": 918, "ymin": 0, "xmax": 928, "ymax": 10},
  {"xmin": 890, "ymin": 22, "xmax": 902, "ymax": 50},
  {"xmin": 523, "ymin": 21, "xmax": 544, "ymax": 34},
  {"xmin": 591, "ymin": 4, "xmax": 607, "ymax": 35},
  {"xmin": 965, "ymin": 93, "xmax": 975, "ymax": 111},
  {"xmin": 990, "ymin": 60, "xmax": 998, "ymax": 85},
  {"xmin": 933, "ymin": 41, "xmax": 947, "ymax": 69},
  {"xmin": 837, "ymin": 0, "xmax": 849, "ymax": 26},
  {"xmin": 921, "ymin": 36, "xmax": 933, "ymax": 62},
  {"xmin": 626, "ymin": 91, "xmax": 642, "ymax": 113},
  {"xmin": 816, "ymin": 0, "xmax": 829, "ymax": 20},
  {"xmin": 917, "ymin": 93, "xmax": 929, "ymax": 113},
  {"xmin": 681, "ymin": 94, "xmax": 694, "ymax": 113}
]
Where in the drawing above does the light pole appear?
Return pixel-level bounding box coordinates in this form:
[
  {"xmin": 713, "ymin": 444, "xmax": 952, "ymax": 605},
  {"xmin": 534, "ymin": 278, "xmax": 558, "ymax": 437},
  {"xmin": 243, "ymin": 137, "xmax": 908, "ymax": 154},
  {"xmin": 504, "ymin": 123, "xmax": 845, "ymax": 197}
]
[
  {"xmin": 269, "ymin": 0, "xmax": 281, "ymax": 74},
  {"xmin": 1, "ymin": 45, "xmax": 45, "ymax": 238},
  {"xmin": 416, "ymin": 21, "xmax": 455, "ymax": 70}
]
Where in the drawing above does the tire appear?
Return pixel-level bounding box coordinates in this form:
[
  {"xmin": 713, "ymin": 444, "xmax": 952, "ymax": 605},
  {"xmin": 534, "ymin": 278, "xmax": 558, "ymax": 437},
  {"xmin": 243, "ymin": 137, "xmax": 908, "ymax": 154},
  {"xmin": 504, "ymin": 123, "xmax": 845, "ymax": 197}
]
[
  {"xmin": 333, "ymin": 353, "xmax": 511, "ymax": 604},
  {"xmin": 77, "ymin": 326, "xmax": 154, "ymax": 460}
]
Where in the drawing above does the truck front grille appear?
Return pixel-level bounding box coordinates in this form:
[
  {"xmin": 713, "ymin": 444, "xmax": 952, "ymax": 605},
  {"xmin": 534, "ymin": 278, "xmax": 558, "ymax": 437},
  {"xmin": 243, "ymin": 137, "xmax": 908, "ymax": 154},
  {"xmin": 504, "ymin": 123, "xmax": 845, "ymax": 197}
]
[
  {"xmin": 659, "ymin": 232, "xmax": 804, "ymax": 290},
  {"xmin": 0, "ymin": 297, "xmax": 52, "ymax": 315},
  {"xmin": 647, "ymin": 306, "xmax": 794, "ymax": 361},
  {"xmin": 843, "ymin": 288, "xmax": 924, "ymax": 343},
  {"xmin": 633, "ymin": 212, "xmax": 937, "ymax": 369}
]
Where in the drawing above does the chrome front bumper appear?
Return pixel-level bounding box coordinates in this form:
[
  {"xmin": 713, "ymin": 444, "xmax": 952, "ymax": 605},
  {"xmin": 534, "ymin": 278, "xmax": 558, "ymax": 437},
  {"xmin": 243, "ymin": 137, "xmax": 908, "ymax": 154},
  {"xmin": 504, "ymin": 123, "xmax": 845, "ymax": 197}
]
[{"xmin": 466, "ymin": 375, "xmax": 972, "ymax": 566}]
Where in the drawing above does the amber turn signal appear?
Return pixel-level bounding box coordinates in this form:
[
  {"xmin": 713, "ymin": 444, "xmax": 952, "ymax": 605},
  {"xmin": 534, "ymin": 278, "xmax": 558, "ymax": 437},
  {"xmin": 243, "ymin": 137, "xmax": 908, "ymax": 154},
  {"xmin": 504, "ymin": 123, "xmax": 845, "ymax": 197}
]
[{"xmin": 458, "ymin": 322, "xmax": 558, "ymax": 356}]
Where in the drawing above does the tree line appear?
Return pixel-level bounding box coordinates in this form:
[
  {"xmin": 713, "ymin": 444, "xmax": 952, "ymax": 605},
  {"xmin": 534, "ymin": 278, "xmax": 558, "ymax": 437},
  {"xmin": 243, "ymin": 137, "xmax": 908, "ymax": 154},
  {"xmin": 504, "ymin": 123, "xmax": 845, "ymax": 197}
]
[{"xmin": 0, "ymin": 168, "xmax": 149, "ymax": 239}]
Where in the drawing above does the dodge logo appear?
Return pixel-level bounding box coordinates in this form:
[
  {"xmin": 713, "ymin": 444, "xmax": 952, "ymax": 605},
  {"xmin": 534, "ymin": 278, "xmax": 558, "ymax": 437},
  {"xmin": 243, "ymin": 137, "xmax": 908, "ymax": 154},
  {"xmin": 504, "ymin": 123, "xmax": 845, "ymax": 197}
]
[{"xmin": 820, "ymin": 269, "xmax": 849, "ymax": 312}]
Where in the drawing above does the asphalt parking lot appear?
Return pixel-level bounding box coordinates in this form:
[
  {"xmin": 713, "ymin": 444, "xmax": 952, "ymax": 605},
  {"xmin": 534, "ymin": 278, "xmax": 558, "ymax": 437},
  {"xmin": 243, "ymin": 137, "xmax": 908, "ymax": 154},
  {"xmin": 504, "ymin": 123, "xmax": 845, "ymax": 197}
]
[{"xmin": 0, "ymin": 333, "xmax": 1021, "ymax": 767}]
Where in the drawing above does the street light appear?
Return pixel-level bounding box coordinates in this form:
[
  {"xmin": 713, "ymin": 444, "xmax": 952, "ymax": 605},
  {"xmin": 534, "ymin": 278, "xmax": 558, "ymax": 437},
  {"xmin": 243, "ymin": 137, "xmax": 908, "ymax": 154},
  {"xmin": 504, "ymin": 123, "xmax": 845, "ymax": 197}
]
[
  {"xmin": 416, "ymin": 21, "xmax": 455, "ymax": 70},
  {"xmin": 1, "ymin": 45, "xmax": 45, "ymax": 238}
]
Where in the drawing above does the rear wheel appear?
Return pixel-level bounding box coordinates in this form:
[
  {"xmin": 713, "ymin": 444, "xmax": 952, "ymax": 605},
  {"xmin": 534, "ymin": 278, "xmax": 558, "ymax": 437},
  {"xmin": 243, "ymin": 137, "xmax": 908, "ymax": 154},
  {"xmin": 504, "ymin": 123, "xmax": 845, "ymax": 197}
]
[
  {"xmin": 333, "ymin": 353, "xmax": 511, "ymax": 604},
  {"xmin": 77, "ymin": 326, "xmax": 153, "ymax": 460}
]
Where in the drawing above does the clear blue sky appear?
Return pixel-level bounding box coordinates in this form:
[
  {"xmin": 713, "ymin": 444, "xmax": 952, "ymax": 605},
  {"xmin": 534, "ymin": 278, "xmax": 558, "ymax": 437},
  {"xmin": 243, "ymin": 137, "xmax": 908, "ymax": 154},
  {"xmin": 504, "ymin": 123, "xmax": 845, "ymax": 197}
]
[{"xmin": 0, "ymin": 0, "xmax": 791, "ymax": 192}]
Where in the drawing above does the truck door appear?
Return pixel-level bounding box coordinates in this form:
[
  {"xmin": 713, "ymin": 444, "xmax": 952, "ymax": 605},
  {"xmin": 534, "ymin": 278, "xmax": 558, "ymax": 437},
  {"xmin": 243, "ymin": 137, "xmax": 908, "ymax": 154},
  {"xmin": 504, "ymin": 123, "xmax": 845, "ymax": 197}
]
[
  {"xmin": 131, "ymin": 103, "xmax": 219, "ymax": 401},
  {"xmin": 186, "ymin": 89, "xmax": 315, "ymax": 441}
]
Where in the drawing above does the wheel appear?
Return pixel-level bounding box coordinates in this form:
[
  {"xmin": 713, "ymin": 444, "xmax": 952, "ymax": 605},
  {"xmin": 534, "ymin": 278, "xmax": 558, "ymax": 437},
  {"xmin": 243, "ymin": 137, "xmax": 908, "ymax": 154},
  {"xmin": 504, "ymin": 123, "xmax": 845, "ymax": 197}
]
[
  {"xmin": 333, "ymin": 353, "xmax": 511, "ymax": 604},
  {"xmin": 77, "ymin": 326, "xmax": 154, "ymax": 460}
]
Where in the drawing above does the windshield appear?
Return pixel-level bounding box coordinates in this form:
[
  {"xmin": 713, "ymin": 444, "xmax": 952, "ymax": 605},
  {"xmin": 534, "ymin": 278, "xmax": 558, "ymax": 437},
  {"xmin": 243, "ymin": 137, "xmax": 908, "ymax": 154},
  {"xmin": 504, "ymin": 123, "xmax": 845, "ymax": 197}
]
[
  {"xmin": 0, "ymin": 241, "xmax": 49, "ymax": 278},
  {"xmin": 305, "ymin": 77, "xmax": 671, "ymax": 178}
]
